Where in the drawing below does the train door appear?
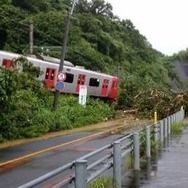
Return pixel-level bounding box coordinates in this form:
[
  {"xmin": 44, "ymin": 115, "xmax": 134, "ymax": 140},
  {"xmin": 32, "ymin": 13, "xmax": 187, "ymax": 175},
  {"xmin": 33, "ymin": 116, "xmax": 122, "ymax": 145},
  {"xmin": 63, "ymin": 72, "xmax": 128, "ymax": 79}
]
[
  {"xmin": 101, "ymin": 79, "xmax": 109, "ymax": 96},
  {"xmin": 109, "ymin": 77, "xmax": 118, "ymax": 100},
  {"xmin": 44, "ymin": 67, "xmax": 56, "ymax": 88},
  {"xmin": 76, "ymin": 74, "xmax": 86, "ymax": 93},
  {"xmin": 2, "ymin": 59, "xmax": 14, "ymax": 69}
]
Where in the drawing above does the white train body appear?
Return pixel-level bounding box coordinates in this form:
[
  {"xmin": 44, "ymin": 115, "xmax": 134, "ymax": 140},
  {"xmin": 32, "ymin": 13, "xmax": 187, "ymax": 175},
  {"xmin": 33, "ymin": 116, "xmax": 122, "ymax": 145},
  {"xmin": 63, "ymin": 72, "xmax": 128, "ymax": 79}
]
[{"xmin": 0, "ymin": 51, "xmax": 119, "ymax": 101}]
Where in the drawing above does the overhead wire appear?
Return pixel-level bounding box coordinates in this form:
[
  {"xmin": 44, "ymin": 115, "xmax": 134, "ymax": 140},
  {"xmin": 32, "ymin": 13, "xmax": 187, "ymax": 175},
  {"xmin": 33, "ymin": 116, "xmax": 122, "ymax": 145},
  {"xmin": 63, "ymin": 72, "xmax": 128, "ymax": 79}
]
[{"xmin": 0, "ymin": 13, "xmax": 63, "ymax": 47}]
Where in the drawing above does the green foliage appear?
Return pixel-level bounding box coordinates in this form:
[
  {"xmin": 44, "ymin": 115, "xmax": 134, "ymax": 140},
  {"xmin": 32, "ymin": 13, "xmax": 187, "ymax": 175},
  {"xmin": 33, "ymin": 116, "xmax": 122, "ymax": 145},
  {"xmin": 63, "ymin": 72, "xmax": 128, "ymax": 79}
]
[
  {"xmin": 0, "ymin": 0, "xmax": 167, "ymax": 71},
  {"xmin": 57, "ymin": 96, "xmax": 114, "ymax": 127},
  {"xmin": 118, "ymin": 76, "xmax": 140, "ymax": 108},
  {"xmin": 12, "ymin": 0, "xmax": 52, "ymax": 13},
  {"xmin": 0, "ymin": 68, "xmax": 17, "ymax": 106},
  {"xmin": 124, "ymin": 153, "xmax": 134, "ymax": 170},
  {"xmin": 171, "ymin": 121, "xmax": 184, "ymax": 134},
  {"xmin": 89, "ymin": 176, "xmax": 115, "ymax": 188},
  {"xmin": 124, "ymin": 130, "xmax": 159, "ymax": 170},
  {"xmin": 0, "ymin": 88, "xmax": 49, "ymax": 139},
  {"xmin": 14, "ymin": 56, "xmax": 41, "ymax": 77},
  {"xmin": 0, "ymin": 0, "xmax": 12, "ymax": 5},
  {"xmin": 0, "ymin": 4, "xmax": 28, "ymax": 52},
  {"xmin": 0, "ymin": 59, "xmax": 115, "ymax": 141},
  {"xmin": 173, "ymin": 48, "xmax": 188, "ymax": 61},
  {"xmin": 139, "ymin": 131, "xmax": 158, "ymax": 156}
]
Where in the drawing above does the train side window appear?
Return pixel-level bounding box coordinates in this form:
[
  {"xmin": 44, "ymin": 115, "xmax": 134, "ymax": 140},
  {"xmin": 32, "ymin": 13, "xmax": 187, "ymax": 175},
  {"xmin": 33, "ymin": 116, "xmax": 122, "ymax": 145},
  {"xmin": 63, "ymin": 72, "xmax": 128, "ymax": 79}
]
[
  {"xmin": 102, "ymin": 79, "xmax": 109, "ymax": 88},
  {"xmin": 45, "ymin": 68, "xmax": 56, "ymax": 80},
  {"xmin": 77, "ymin": 74, "xmax": 85, "ymax": 85},
  {"xmin": 81, "ymin": 75, "xmax": 85, "ymax": 85},
  {"xmin": 51, "ymin": 69, "xmax": 55, "ymax": 80},
  {"xmin": 45, "ymin": 68, "xmax": 50, "ymax": 79},
  {"xmin": 89, "ymin": 78, "xmax": 100, "ymax": 87},
  {"xmin": 2, "ymin": 59, "xmax": 13, "ymax": 69},
  {"xmin": 64, "ymin": 73, "xmax": 74, "ymax": 83},
  {"xmin": 77, "ymin": 75, "xmax": 81, "ymax": 84},
  {"xmin": 106, "ymin": 79, "xmax": 109, "ymax": 87}
]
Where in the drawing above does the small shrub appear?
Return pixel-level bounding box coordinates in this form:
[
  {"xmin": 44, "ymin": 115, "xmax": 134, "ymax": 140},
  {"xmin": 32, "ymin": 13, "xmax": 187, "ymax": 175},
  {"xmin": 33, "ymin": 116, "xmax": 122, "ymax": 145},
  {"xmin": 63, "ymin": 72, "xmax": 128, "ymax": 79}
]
[
  {"xmin": 88, "ymin": 177, "xmax": 115, "ymax": 188},
  {"xmin": 171, "ymin": 121, "xmax": 184, "ymax": 134},
  {"xmin": 51, "ymin": 110, "xmax": 72, "ymax": 131},
  {"xmin": 124, "ymin": 153, "xmax": 134, "ymax": 170}
]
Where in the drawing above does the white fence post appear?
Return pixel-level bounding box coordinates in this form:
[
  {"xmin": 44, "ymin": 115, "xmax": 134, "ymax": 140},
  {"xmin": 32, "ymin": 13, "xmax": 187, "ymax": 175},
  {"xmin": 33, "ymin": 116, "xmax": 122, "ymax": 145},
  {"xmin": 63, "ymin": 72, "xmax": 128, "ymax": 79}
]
[
  {"xmin": 133, "ymin": 132, "xmax": 140, "ymax": 170},
  {"xmin": 75, "ymin": 160, "xmax": 87, "ymax": 188},
  {"xmin": 113, "ymin": 141, "xmax": 121, "ymax": 188}
]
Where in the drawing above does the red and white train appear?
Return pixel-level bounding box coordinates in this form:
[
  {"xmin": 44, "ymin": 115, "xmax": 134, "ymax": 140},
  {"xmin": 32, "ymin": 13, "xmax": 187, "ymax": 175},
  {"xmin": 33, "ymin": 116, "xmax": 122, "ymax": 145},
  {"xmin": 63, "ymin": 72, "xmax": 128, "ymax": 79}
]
[{"xmin": 0, "ymin": 50, "xmax": 119, "ymax": 101}]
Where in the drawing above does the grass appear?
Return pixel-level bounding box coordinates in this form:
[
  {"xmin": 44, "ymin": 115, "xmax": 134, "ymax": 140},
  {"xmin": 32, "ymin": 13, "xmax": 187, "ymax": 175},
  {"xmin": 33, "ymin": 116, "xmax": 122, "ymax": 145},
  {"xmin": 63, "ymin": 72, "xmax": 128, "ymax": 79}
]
[
  {"xmin": 124, "ymin": 129, "xmax": 159, "ymax": 170},
  {"xmin": 124, "ymin": 153, "xmax": 134, "ymax": 170},
  {"xmin": 171, "ymin": 121, "xmax": 184, "ymax": 134},
  {"xmin": 88, "ymin": 177, "xmax": 116, "ymax": 188}
]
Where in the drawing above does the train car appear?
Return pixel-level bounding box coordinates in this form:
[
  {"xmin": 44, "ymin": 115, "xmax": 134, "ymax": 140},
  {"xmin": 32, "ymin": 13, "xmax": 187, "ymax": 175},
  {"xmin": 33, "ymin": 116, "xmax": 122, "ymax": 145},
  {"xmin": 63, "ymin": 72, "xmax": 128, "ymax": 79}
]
[{"xmin": 0, "ymin": 50, "xmax": 119, "ymax": 101}]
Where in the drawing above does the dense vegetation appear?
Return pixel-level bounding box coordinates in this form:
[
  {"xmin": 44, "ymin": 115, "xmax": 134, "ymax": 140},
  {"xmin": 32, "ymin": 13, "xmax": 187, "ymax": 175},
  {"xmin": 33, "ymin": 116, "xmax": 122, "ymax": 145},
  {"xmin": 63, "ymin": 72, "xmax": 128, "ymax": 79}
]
[
  {"xmin": 0, "ymin": 0, "xmax": 187, "ymax": 141},
  {"xmin": 0, "ymin": 58, "xmax": 115, "ymax": 141}
]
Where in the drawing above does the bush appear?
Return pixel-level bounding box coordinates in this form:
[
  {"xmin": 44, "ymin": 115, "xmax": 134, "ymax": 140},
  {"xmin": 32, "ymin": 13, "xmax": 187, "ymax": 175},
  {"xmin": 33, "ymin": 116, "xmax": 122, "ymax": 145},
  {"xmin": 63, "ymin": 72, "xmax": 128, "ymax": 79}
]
[
  {"xmin": 49, "ymin": 109, "xmax": 73, "ymax": 131},
  {"xmin": 89, "ymin": 177, "xmax": 115, "ymax": 188},
  {"xmin": 171, "ymin": 121, "xmax": 184, "ymax": 134}
]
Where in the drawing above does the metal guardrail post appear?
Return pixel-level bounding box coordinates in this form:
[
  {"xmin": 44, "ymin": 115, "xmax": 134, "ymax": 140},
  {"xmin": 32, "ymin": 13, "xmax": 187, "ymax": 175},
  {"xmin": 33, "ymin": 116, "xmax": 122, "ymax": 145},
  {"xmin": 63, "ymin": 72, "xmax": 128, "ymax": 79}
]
[
  {"xmin": 133, "ymin": 132, "xmax": 140, "ymax": 170},
  {"xmin": 180, "ymin": 111, "xmax": 183, "ymax": 120},
  {"xmin": 145, "ymin": 126, "xmax": 151, "ymax": 158},
  {"xmin": 75, "ymin": 160, "xmax": 87, "ymax": 188},
  {"xmin": 167, "ymin": 117, "xmax": 171, "ymax": 135},
  {"xmin": 159, "ymin": 120, "xmax": 164, "ymax": 143},
  {"xmin": 172, "ymin": 114, "xmax": 174, "ymax": 123},
  {"xmin": 171, "ymin": 115, "xmax": 173, "ymax": 125},
  {"xmin": 177, "ymin": 112, "xmax": 179, "ymax": 121},
  {"xmin": 164, "ymin": 118, "xmax": 168, "ymax": 138},
  {"xmin": 154, "ymin": 124, "xmax": 158, "ymax": 142},
  {"xmin": 179, "ymin": 111, "xmax": 181, "ymax": 121},
  {"xmin": 181, "ymin": 110, "xmax": 185, "ymax": 120},
  {"xmin": 113, "ymin": 141, "xmax": 121, "ymax": 188},
  {"xmin": 174, "ymin": 113, "xmax": 176, "ymax": 122}
]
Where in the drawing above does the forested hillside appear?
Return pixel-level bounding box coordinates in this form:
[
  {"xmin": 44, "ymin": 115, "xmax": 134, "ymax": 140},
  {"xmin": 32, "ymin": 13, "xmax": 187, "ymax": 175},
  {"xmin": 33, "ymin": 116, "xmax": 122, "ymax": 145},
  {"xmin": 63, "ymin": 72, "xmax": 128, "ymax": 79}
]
[
  {"xmin": 0, "ymin": 0, "xmax": 186, "ymax": 141},
  {"xmin": 0, "ymin": 1, "xmax": 169, "ymax": 73},
  {"xmin": 0, "ymin": 0, "xmax": 175, "ymax": 100}
]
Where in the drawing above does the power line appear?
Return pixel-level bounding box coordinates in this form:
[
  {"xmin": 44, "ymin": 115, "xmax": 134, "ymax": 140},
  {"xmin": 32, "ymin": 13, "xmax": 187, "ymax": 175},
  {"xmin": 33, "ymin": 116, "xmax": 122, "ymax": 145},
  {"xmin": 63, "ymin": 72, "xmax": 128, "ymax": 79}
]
[
  {"xmin": 34, "ymin": 28, "xmax": 62, "ymax": 45},
  {"xmin": 0, "ymin": 14, "xmax": 28, "ymax": 28},
  {"xmin": 0, "ymin": 14, "xmax": 62, "ymax": 46}
]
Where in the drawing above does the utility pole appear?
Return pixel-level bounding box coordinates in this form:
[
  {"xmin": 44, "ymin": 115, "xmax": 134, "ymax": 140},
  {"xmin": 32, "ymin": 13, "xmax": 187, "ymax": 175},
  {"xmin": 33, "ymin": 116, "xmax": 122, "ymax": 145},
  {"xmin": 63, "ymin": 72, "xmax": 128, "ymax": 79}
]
[
  {"xmin": 29, "ymin": 21, "xmax": 34, "ymax": 54},
  {"xmin": 53, "ymin": 0, "xmax": 78, "ymax": 110}
]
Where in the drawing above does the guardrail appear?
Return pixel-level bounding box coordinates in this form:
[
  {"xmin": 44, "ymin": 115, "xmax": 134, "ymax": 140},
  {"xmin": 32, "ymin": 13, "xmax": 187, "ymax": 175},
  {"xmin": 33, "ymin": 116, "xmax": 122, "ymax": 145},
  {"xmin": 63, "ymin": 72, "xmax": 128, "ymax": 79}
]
[{"xmin": 19, "ymin": 109, "xmax": 185, "ymax": 188}]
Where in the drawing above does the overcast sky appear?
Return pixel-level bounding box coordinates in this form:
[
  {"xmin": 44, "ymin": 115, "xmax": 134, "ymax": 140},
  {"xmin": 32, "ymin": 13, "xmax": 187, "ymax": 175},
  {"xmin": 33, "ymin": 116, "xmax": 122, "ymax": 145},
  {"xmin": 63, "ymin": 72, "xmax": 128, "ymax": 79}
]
[{"xmin": 105, "ymin": 0, "xmax": 188, "ymax": 55}]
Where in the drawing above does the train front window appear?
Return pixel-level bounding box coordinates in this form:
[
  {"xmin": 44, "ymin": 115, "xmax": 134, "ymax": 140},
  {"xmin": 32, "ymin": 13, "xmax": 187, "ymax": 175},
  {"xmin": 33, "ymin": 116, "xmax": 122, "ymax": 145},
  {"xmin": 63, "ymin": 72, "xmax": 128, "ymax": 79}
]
[
  {"xmin": 89, "ymin": 78, "xmax": 100, "ymax": 87},
  {"xmin": 112, "ymin": 80, "xmax": 117, "ymax": 88}
]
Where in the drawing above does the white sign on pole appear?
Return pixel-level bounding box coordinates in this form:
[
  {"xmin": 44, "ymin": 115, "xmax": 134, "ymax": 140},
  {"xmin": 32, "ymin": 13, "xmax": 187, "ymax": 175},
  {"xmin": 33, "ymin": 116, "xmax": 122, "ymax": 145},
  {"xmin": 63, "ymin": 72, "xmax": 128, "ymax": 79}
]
[
  {"xmin": 57, "ymin": 72, "xmax": 66, "ymax": 81},
  {"xmin": 79, "ymin": 85, "xmax": 87, "ymax": 106}
]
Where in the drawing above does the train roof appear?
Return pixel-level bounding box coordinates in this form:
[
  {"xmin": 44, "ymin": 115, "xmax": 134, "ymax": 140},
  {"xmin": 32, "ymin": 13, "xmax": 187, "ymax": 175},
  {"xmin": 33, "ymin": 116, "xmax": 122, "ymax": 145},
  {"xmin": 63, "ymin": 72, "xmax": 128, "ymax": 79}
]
[
  {"xmin": 33, "ymin": 54, "xmax": 74, "ymax": 67},
  {"xmin": 0, "ymin": 50, "xmax": 74, "ymax": 67},
  {"xmin": 0, "ymin": 50, "xmax": 117, "ymax": 79}
]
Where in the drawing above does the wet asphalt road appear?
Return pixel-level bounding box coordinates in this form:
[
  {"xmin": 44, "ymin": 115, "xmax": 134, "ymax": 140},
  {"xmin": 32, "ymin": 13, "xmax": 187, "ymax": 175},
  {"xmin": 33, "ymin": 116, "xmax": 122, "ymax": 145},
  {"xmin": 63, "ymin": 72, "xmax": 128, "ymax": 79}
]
[
  {"xmin": 1, "ymin": 123, "xmax": 188, "ymax": 188},
  {"xmin": 0, "ymin": 131, "xmax": 126, "ymax": 188}
]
